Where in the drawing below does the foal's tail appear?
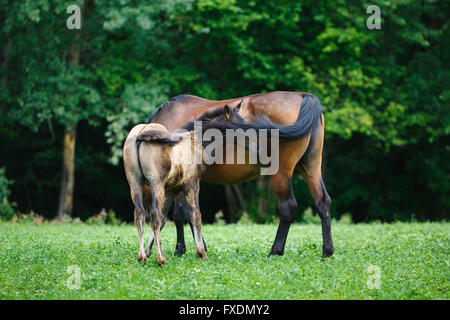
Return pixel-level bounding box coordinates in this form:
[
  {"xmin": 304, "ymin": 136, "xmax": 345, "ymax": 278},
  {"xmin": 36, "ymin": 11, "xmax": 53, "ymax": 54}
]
[
  {"xmin": 199, "ymin": 93, "xmax": 323, "ymax": 141},
  {"xmin": 136, "ymin": 130, "xmax": 184, "ymax": 146}
]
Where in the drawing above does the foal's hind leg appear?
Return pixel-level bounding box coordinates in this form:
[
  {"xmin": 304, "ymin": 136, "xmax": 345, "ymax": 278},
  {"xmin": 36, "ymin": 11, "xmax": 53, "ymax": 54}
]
[
  {"xmin": 144, "ymin": 185, "xmax": 173, "ymax": 258},
  {"xmin": 132, "ymin": 191, "xmax": 147, "ymax": 262},
  {"xmin": 149, "ymin": 194, "xmax": 166, "ymax": 265},
  {"xmin": 184, "ymin": 182, "xmax": 207, "ymax": 260},
  {"xmin": 141, "ymin": 185, "xmax": 155, "ymax": 258},
  {"xmin": 188, "ymin": 217, "xmax": 208, "ymax": 252},
  {"xmin": 150, "ymin": 189, "xmax": 175, "ymax": 265},
  {"xmin": 145, "ymin": 215, "xmax": 168, "ymax": 258}
]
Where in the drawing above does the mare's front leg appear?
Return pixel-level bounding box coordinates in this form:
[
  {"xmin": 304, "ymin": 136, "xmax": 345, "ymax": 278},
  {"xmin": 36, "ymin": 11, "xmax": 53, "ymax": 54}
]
[
  {"xmin": 184, "ymin": 182, "xmax": 207, "ymax": 260},
  {"xmin": 173, "ymin": 192, "xmax": 187, "ymax": 256},
  {"xmin": 269, "ymin": 173, "xmax": 297, "ymax": 256},
  {"xmin": 173, "ymin": 192, "xmax": 208, "ymax": 256}
]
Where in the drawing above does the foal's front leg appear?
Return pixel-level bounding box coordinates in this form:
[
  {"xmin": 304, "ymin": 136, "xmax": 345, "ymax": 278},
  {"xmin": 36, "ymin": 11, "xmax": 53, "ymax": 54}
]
[{"xmin": 184, "ymin": 183, "xmax": 207, "ymax": 260}]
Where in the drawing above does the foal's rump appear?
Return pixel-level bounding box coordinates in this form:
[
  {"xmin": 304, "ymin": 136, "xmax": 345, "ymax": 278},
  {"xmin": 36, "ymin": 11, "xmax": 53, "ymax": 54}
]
[
  {"xmin": 123, "ymin": 124, "xmax": 148, "ymax": 187},
  {"xmin": 123, "ymin": 124, "xmax": 148, "ymax": 214},
  {"xmin": 123, "ymin": 124, "xmax": 170, "ymax": 191}
]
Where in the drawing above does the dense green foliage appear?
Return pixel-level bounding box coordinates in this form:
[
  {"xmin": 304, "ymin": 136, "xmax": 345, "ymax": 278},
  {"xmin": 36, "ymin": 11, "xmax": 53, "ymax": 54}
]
[
  {"xmin": 0, "ymin": 0, "xmax": 448, "ymax": 221},
  {"xmin": 0, "ymin": 221, "xmax": 448, "ymax": 299},
  {"xmin": 0, "ymin": 168, "xmax": 15, "ymax": 220}
]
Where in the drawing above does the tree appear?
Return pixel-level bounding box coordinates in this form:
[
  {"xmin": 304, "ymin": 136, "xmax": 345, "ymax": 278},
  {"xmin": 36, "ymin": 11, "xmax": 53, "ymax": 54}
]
[
  {"xmin": 0, "ymin": 0, "xmax": 448, "ymax": 222},
  {"xmin": 1, "ymin": 0, "xmax": 190, "ymax": 219}
]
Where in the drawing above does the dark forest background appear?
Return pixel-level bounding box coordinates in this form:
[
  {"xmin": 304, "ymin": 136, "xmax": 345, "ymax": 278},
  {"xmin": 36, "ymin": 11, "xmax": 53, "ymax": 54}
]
[{"xmin": 0, "ymin": 0, "xmax": 448, "ymax": 223}]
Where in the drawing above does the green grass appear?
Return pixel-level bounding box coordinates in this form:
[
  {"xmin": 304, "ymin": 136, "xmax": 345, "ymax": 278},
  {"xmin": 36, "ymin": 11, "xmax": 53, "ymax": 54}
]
[{"xmin": 0, "ymin": 221, "xmax": 448, "ymax": 299}]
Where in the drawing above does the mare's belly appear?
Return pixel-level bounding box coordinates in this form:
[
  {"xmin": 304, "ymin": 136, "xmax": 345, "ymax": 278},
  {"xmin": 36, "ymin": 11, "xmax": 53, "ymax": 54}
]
[{"xmin": 202, "ymin": 163, "xmax": 261, "ymax": 184}]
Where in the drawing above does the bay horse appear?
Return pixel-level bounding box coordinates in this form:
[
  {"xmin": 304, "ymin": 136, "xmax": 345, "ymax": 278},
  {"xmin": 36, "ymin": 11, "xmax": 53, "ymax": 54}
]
[
  {"xmin": 147, "ymin": 91, "xmax": 334, "ymax": 258},
  {"xmin": 124, "ymin": 104, "xmax": 246, "ymax": 265}
]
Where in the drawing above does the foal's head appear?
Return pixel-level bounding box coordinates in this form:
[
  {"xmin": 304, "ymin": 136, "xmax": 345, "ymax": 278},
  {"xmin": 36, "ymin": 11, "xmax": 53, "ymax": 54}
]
[
  {"xmin": 182, "ymin": 100, "xmax": 245, "ymax": 131},
  {"xmin": 222, "ymin": 100, "xmax": 245, "ymax": 123}
]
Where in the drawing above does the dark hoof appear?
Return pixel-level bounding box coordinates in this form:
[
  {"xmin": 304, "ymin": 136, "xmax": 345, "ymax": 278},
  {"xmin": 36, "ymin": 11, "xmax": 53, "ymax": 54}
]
[
  {"xmin": 322, "ymin": 246, "xmax": 334, "ymax": 258},
  {"xmin": 174, "ymin": 248, "xmax": 186, "ymax": 257},
  {"xmin": 268, "ymin": 248, "xmax": 284, "ymax": 256}
]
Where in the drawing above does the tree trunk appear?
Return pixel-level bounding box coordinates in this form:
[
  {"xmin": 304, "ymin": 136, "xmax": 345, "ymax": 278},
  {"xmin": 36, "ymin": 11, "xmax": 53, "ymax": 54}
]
[
  {"xmin": 57, "ymin": 125, "xmax": 77, "ymax": 220},
  {"xmin": 56, "ymin": 23, "xmax": 84, "ymax": 221}
]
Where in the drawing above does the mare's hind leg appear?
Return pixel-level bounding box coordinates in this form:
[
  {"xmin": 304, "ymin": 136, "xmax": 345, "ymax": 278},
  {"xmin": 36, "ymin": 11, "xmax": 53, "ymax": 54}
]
[
  {"xmin": 298, "ymin": 168, "xmax": 334, "ymax": 258},
  {"xmin": 296, "ymin": 116, "xmax": 334, "ymax": 258},
  {"xmin": 269, "ymin": 173, "xmax": 297, "ymax": 256},
  {"xmin": 268, "ymin": 136, "xmax": 310, "ymax": 256}
]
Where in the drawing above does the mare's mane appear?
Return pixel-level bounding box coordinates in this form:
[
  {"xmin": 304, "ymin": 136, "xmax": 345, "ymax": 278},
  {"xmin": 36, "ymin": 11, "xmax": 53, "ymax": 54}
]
[{"xmin": 181, "ymin": 106, "xmax": 228, "ymax": 131}]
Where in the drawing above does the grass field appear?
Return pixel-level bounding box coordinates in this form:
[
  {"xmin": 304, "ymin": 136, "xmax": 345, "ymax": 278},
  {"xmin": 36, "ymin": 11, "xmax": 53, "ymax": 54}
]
[{"xmin": 0, "ymin": 221, "xmax": 448, "ymax": 299}]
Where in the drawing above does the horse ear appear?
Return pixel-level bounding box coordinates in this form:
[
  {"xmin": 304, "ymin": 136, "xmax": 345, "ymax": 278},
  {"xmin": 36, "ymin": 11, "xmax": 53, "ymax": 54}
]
[
  {"xmin": 224, "ymin": 105, "xmax": 231, "ymax": 119},
  {"xmin": 235, "ymin": 99, "xmax": 243, "ymax": 112}
]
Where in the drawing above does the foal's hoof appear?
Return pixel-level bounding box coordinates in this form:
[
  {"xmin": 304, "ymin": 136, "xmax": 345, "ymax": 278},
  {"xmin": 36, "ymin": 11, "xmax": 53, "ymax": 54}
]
[
  {"xmin": 145, "ymin": 249, "xmax": 152, "ymax": 258},
  {"xmin": 196, "ymin": 249, "xmax": 207, "ymax": 260},
  {"xmin": 322, "ymin": 246, "xmax": 334, "ymax": 258},
  {"xmin": 157, "ymin": 255, "xmax": 167, "ymax": 266},
  {"xmin": 137, "ymin": 253, "xmax": 147, "ymax": 263}
]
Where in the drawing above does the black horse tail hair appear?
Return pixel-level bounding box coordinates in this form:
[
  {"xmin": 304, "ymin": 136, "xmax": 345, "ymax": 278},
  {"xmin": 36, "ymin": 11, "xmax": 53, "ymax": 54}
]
[
  {"xmin": 136, "ymin": 130, "xmax": 183, "ymax": 146},
  {"xmin": 197, "ymin": 93, "xmax": 323, "ymax": 141}
]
